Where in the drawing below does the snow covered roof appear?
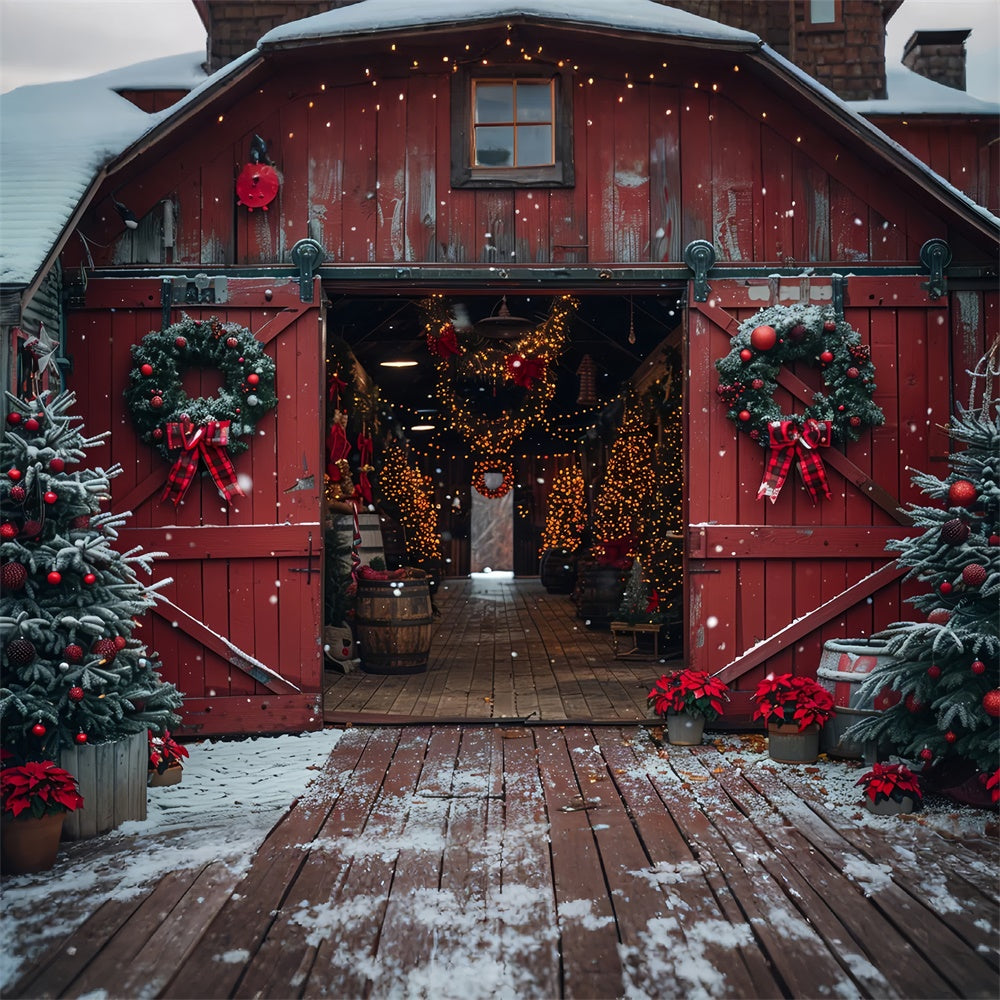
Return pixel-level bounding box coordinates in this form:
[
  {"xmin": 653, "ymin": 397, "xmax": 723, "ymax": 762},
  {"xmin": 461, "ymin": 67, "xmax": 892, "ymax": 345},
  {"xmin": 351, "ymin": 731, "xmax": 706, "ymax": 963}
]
[
  {"xmin": 258, "ymin": 0, "xmax": 760, "ymax": 48},
  {"xmin": 848, "ymin": 64, "xmax": 1000, "ymax": 116}
]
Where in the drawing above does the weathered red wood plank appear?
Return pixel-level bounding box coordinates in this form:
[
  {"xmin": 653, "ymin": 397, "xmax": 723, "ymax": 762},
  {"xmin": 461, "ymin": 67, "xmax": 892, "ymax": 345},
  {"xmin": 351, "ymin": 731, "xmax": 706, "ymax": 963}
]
[
  {"xmin": 341, "ymin": 82, "xmax": 378, "ymax": 264},
  {"xmin": 613, "ymin": 82, "xmax": 650, "ymax": 262},
  {"xmin": 648, "ymin": 86, "xmax": 682, "ymax": 262}
]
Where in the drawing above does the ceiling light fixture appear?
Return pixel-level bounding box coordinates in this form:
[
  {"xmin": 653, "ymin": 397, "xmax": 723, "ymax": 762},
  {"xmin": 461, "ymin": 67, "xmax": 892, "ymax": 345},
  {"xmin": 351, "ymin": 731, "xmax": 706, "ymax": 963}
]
[
  {"xmin": 380, "ymin": 360, "xmax": 418, "ymax": 368},
  {"xmin": 410, "ymin": 423, "xmax": 436, "ymax": 431}
]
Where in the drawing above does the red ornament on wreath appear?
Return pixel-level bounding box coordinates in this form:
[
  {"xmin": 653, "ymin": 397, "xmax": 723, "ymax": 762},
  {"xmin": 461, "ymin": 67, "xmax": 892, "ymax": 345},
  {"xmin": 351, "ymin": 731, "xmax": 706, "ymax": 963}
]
[
  {"xmin": 69, "ymin": 686, "xmax": 84, "ymax": 703},
  {"xmin": 140, "ymin": 363, "xmax": 154, "ymax": 376},
  {"xmin": 31, "ymin": 722, "xmax": 46, "ymax": 737},
  {"xmin": 739, "ymin": 348, "xmax": 753, "ymax": 362},
  {"xmin": 971, "ymin": 660, "xmax": 986, "ymax": 676},
  {"xmin": 962, "ymin": 563, "xmax": 987, "ymax": 587},
  {"xmin": 749, "ymin": 325, "xmax": 777, "ymax": 351},
  {"xmin": 49, "ymin": 457, "xmax": 65, "ymax": 473},
  {"xmin": 983, "ymin": 690, "xmax": 1000, "ymax": 718},
  {"xmin": 948, "ymin": 479, "xmax": 977, "ymax": 507},
  {"xmin": 927, "ymin": 664, "xmax": 941, "ymax": 679}
]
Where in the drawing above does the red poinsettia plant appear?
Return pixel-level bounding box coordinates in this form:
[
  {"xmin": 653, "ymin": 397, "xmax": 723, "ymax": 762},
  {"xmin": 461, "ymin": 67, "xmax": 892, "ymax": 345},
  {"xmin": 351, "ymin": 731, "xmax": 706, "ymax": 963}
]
[
  {"xmin": 148, "ymin": 729, "xmax": 189, "ymax": 774},
  {"xmin": 751, "ymin": 673, "xmax": 835, "ymax": 731},
  {"xmin": 648, "ymin": 669, "xmax": 730, "ymax": 723},
  {"xmin": 855, "ymin": 762, "xmax": 923, "ymax": 806},
  {"xmin": 1, "ymin": 759, "xmax": 85, "ymax": 820},
  {"xmin": 987, "ymin": 769, "xmax": 1000, "ymax": 805}
]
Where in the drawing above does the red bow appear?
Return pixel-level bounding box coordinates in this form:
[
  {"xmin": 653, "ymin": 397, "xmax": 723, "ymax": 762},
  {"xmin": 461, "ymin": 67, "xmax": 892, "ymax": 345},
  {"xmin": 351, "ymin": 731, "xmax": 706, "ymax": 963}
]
[
  {"xmin": 646, "ymin": 590, "xmax": 660, "ymax": 614},
  {"xmin": 505, "ymin": 354, "xmax": 545, "ymax": 389},
  {"xmin": 327, "ymin": 373, "xmax": 348, "ymax": 407},
  {"xmin": 161, "ymin": 420, "xmax": 243, "ymax": 506},
  {"xmin": 757, "ymin": 419, "xmax": 832, "ymax": 504},
  {"xmin": 428, "ymin": 323, "xmax": 460, "ymax": 357},
  {"xmin": 356, "ymin": 432, "xmax": 373, "ymax": 504}
]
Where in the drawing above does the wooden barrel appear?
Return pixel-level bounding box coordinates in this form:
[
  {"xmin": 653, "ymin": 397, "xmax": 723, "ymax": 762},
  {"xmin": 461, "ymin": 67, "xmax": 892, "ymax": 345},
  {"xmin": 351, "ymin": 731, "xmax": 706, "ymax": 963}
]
[
  {"xmin": 356, "ymin": 576, "xmax": 433, "ymax": 674},
  {"xmin": 539, "ymin": 549, "xmax": 577, "ymax": 594},
  {"xmin": 817, "ymin": 638, "xmax": 899, "ymax": 759},
  {"xmin": 576, "ymin": 564, "xmax": 626, "ymax": 628}
]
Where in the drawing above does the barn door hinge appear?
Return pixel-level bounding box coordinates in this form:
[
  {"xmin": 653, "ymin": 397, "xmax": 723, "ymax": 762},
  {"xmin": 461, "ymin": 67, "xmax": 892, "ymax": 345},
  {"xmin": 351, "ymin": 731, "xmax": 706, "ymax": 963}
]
[
  {"xmin": 289, "ymin": 531, "xmax": 318, "ymax": 584},
  {"xmin": 831, "ymin": 274, "xmax": 847, "ymax": 320},
  {"xmin": 683, "ymin": 240, "xmax": 716, "ymax": 302},
  {"xmin": 160, "ymin": 274, "xmax": 229, "ymax": 326},
  {"xmin": 290, "ymin": 238, "xmax": 325, "ymax": 302},
  {"xmin": 920, "ymin": 239, "xmax": 952, "ymax": 300}
]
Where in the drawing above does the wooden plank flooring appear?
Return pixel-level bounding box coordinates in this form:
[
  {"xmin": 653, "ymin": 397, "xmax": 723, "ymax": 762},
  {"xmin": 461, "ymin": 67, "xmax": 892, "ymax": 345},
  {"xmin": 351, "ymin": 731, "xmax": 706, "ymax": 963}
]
[
  {"xmin": 323, "ymin": 576, "xmax": 678, "ymax": 724},
  {"xmin": 10, "ymin": 725, "xmax": 997, "ymax": 1000}
]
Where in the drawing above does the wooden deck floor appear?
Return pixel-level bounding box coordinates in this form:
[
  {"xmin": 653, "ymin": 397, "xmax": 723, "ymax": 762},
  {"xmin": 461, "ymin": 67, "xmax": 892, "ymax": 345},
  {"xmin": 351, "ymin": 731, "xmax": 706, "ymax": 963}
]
[
  {"xmin": 10, "ymin": 725, "xmax": 997, "ymax": 1000},
  {"xmin": 324, "ymin": 576, "xmax": 680, "ymax": 725}
]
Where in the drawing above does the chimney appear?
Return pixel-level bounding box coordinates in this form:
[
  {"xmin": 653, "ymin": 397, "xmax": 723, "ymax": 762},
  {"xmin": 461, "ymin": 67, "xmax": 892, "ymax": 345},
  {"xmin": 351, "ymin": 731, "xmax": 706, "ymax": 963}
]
[{"xmin": 901, "ymin": 29, "xmax": 971, "ymax": 92}]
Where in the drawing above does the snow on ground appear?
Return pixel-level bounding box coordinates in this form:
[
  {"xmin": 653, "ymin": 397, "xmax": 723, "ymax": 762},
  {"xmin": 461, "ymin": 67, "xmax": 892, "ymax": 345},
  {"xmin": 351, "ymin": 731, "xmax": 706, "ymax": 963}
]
[
  {"xmin": 0, "ymin": 728, "xmax": 343, "ymax": 990},
  {"xmin": 2, "ymin": 726, "xmax": 996, "ymax": 996}
]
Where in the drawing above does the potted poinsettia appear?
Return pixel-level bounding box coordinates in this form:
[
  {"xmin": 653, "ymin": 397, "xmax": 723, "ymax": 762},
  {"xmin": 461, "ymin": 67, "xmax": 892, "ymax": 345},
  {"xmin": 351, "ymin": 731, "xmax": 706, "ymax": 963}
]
[
  {"xmin": 751, "ymin": 673, "xmax": 835, "ymax": 763},
  {"xmin": 648, "ymin": 669, "xmax": 730, "ymax": 746},
  {"xmin": 855, "ymin": 761, "xmax": 923, "ymax": 815},
  {"xmin": 1, "ymin": 756, "xmax": 84, "ymax": 873},
  {"xmin": 147, "ymin": 729, "xmax": 189, "ymax": 787}
]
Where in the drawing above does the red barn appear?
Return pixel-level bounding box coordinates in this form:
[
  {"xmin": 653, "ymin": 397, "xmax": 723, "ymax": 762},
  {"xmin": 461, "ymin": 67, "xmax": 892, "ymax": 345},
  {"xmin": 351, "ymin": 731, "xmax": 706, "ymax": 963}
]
[{"xmin": 2, "ymin": 0, "xmax": 997, "ymax": 734}]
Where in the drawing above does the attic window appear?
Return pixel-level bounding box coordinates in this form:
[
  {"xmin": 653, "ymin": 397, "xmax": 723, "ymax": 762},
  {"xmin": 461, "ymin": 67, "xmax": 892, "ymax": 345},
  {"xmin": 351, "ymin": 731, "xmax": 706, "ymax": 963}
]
[
  {"xmin": 452, "ymin": 65, "xmax": 574, "ymax": 188},
  {"xmin": 807, "ymin": 0, "xmax": 842, "ymax": 28}
]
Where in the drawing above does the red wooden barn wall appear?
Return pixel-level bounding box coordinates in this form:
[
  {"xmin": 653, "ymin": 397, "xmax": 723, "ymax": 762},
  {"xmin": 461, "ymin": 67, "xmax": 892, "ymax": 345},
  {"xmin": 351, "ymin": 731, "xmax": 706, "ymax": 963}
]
[
  {"xmin": 685, "ymin": 275, "xmax": 995, "ymax": 716},
  {"xmin": 66, "ymin": 30, "xmax": 983, "ymax": 275},
  {"xmin": 65, "ymin": 278, "xmax": 324, "ymax": 737}
]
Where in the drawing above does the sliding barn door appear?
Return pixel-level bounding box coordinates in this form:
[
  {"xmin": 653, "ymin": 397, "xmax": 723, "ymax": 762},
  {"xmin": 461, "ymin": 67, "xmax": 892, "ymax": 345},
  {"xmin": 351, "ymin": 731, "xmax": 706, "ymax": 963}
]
[
  {"xmin": 67, "ymin": 278, "xmax": 324, "ymax": 736},
  {"xmin": 685, "ymin": 276, "xmax": 953, "ymax": 719}
]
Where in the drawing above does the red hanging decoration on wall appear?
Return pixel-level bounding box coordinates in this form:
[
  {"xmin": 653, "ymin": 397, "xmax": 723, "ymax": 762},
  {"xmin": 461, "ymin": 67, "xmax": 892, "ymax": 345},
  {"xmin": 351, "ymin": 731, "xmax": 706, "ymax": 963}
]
[{"xmin": 236, "ymin": 134, "xmax": 280, "ymax": 212}]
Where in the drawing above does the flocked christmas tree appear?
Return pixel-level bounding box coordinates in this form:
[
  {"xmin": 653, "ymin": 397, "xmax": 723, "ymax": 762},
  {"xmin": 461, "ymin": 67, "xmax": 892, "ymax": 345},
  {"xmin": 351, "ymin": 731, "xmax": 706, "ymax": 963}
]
[
  {"xmin": 1, "ymin": 391, "xmax": 183, "ymax": 762},
  {"xmin": 617, "ymin": 557, "xmax": 664, "ymax": 625},
  {"xmin": 540, "ymin": 464, "xmax": 586, "ymax": 555},
  {"xmin": 848, "ymin": 353, "xmax": 999, "ymax": 801}
]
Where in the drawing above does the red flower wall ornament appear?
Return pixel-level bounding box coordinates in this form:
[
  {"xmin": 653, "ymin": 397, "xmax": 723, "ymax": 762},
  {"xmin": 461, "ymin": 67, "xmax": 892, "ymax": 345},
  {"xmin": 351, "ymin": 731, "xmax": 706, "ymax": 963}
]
[
  {"xmin": 236, "ymin": 134, "xmax": 280, "ymax": 212},
  {"xmin": 505, "ymin": 354, "xmax": 545, "ymax": 389}
]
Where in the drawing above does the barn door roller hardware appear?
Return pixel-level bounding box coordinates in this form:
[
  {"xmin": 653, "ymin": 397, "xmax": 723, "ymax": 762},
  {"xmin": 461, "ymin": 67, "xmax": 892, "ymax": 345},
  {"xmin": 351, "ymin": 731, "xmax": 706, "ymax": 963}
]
[
  {"xmin": 919, "ymin": 239, "xmax": 952, "ymax": 300},
  {"xmin": 683, "ymin": 240, "xmax": 717, "ymax": 302},
  {"xmin": 290, "ymin": 238, "xmax": 326, "ymax": 302},
  {"xmin": 160, "ymin": 274, "xmax": 228, "ymax": 327}
]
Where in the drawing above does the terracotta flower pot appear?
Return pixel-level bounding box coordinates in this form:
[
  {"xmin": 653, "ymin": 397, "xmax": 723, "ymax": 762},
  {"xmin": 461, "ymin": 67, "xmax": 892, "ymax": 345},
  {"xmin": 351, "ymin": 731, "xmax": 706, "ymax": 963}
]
[
  {"xmin": 767, "ymin": 722, "xmax": 821, "ymax": 764},
  {"xmin": 666, "ymin": 712, "xmax": 706, "ymax": 746},
  {"xmin": 147, "ymin": 763, "xmax": 183, "ymax": 787},
  {"xmin": 1, "ymin": 811, "xmax": 66, "ymax": 874}
]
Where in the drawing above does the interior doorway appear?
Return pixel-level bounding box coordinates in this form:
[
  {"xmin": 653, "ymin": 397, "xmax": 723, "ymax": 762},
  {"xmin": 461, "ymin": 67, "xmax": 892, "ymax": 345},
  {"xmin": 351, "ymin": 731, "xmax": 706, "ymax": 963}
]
[{"xmin": 320, "ymin": 287, "xmax": 686, "ymax": 715}]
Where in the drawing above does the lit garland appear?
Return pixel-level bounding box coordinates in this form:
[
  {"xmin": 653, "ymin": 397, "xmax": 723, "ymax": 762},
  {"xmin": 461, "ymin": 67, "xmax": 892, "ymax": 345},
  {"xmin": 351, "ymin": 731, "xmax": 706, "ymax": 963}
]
[
  {"xmin": 540, "ymin": 464, "xmax": 586, "ymax": 554},
  {"xmin": 421, "ymin": 294, "xmax": 578, "ymax": 458},
  {"xmin": 377, "ymin": 443, "xmax": 443, "ymax": 570}
]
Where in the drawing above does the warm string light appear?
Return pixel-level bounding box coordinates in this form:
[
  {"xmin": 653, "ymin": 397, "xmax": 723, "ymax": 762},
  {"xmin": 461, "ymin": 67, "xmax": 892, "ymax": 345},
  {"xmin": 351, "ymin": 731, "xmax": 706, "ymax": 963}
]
[
  {"xmin": 378, "ymin": 443, "xmax": 442, "ymax": 569},
  {"xmin": 540, "ymin": 465, "xmax": 586, "ymax": 555}
]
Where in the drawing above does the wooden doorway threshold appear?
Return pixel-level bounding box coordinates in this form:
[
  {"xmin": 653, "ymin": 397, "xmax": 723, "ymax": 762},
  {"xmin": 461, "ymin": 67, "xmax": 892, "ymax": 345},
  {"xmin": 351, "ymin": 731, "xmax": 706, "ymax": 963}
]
[{"xmin": 323, "ymin": 577, "xmax": 682, "ymax": 725}]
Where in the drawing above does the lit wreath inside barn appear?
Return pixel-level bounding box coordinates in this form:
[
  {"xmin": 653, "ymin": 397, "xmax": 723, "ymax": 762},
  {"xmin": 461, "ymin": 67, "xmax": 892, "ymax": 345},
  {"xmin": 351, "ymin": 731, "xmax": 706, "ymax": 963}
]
[
  {"xmin": 715, "ymin": 305, "xmax": 884, "ymax": 503},
  {"xmin": 124, "ymin": 316, "xmax": 277, "ymax": 504}
]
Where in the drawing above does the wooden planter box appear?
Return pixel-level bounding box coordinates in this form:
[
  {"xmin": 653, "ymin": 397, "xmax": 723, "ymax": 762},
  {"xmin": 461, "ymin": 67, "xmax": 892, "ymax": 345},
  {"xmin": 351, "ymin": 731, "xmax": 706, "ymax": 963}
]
[{"xmin": 56, "ymin": 730, "xmax": 147, "ymax": 840}]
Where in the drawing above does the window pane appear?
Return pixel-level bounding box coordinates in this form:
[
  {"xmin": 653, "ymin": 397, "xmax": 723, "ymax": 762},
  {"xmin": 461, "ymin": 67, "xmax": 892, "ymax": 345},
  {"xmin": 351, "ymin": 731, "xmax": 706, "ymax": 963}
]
[
  {"xmin": 809, "ymin": 0, "xmax": 836, "ymax": 24},
  {"xmin": 475, "ymin": 84, "xmax": 513, "ymax": 124},
  {"xmin": 474, "ymin": 126, "xmax": 514, "ymax": 166},
  {"xmin": 516, "ymin": 125, "xmax": 553, "ymax": 166},
  {"xmin": 516, "ymin": 83, "xmax": 551, "ymax": 122}
]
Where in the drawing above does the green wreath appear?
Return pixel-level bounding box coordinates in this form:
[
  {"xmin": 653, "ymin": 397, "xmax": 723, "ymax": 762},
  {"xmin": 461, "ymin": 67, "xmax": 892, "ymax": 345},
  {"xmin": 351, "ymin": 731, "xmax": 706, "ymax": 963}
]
[
  {"xmin": 124, "ymin": 316, "xmax": 276, "ymax": 459},
  {"xmin": 714, "ymin": 304, "xmax": 884, "ymax": 445}
]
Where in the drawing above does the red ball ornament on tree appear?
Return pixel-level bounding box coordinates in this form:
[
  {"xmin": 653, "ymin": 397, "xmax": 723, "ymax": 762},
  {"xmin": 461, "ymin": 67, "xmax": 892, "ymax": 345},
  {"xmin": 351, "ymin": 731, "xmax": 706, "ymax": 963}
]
[
  {"xmin": 93, "ymin": 638, "xmax": 119, "ymax": 661},
  {"xmin": 751, "ymin": 378, "xmax": 764, "ymax": 390},
  {"xmin": 823, "ymin": 319, "xmax": 837, "ymax": 332},
  {"xmin": 6, "ymin": 637, "xmax": 36, "ymax": 666},
  {"xmin": 738, "ymin": 410, "xmax": 751, "ymax": 422},
  {"xmin": 970, "ymin": 660, "xmax": 986, "ymax": 676},
  {"xmin": 43, "ymin": 491, "xmax": 57, "ymax": 505},
  {"xmin": 175, "ymin": 336, "xmax": 187, "ymax": 349},
  {"xmin": 961, "ymin": 563, "xmax": 987, "ymax": 587},
  {"xmin": 820, "ymin": 350, "xmax": 834, "ymax": 364},
  {"xmin": 948, "ymin": 479, "xmax": 977, "ymax": 508},
  {"xmin": 20, "ymin": 520, "xmax": 42, "ymax": 539},
  {"xmin": 152, "ymin": 427, "xmax": 164, "ymax": 441},
  {"xmin": 846, "ymin": 367, "xmax": 859, "ymax": 380},
  {"xmin": 75, "ymin": 732, "xmax": 88, "ymax": 745},
  {"xmin": 8, "ymin": 485, "xmax": 24, "ymax": 502},
  {"xmin": 905, "ymin": 693, "xmax": 924, "ymax": 713},
  {"xmin": 226, "ymin": 336, "xmax": 239, "ymax": 348},
  {"xmin": 150, "ymin": 395, "xmax": 164, "ymax": 409},
  {"xmin": 944, "ymin": 731, "xmax": 957, "ymax": 744},
  {"xmin": 940, "ymin": 518, "xmax": 970, "ymax": 546},
  {"xmin": 31, "ymin": 722, "xmax": 47, "ymax": 738},
  {"xmin": 69, "ymin": 686, "xmax": 85, "ymax": 702},
  {"xmin": 983, "ymin": 690, "xmax": 1000, "ymax": 718},
  {"xmin": 64, "ymin": 643, "xmax": 84, "ymax": 663},
  {"xmin": 47, "ymin": 570, "xmax": 62, "ymax": 585},
  {"xmin": 927, "ymin": 664, "xmax": 941, "ymax": 680},
  {"xmin": 918, "ymin": 748, "xmax": 933, "ymax": 763},
  {"xmin": 6, "ymin": 412, "xmax": 21, "ymax": 426},
  {"xmin": 849, "ymin": 416, "xmax": 861, "ymax": 428},
  {"xmin": 990, "ymin": 534, "xmax": 999, "ymax": 547},
  {"xmin": 7, "ymin": 468, "xmax": 21, "ymax": 481},
  {"xmin": 49, "ymin": 457, "xmax": 65, "ymax": 473},
  {"xmin": 140, "ymin": 363, "xmax": 154, "ymax": 377},
  {"xmin": 739, "ymin": 348, "xmax": 753, "ymax": 362},
  {"xmin": 1, "ymin": 522, "xmax": 17, "ymax": 540},
  {"xmin": 83, "ymin": 572, "xmax": 97, "ymax": 585},
  {"xmin": 24, "ymin": 417, "xmax": 40, "ymax": 432},
  {"xmin": 939, "ymin": 580, "xmax": 953, "ymax": 596},
  {"xmin": 749, "ymin": 325, "xmax": 777, "ymax": 351},
  {"xmin": 927, "ymin": 608, "xmax": 951, "ymax": 624},
  {"xmin": 1, "ymin": 562, "xmax": 28, "ymax": 591},
  {"xmin": 114, "ymin": 636, "xmax": 128, "ymax": 650}
]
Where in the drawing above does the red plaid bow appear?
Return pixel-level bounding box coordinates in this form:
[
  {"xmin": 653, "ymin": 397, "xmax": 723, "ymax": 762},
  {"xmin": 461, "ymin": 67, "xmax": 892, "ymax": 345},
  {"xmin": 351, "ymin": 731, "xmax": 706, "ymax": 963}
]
[
  {"xmin": 757, "ymin": 419, "xmax": 832, "ymax": 504},
  {"xmin": 505, "ymin": 353, "xmax": 545, "ymax": 389},
  {"xmin": 161, "ymin": 420, "xmax": 244, "ymax": 506}
]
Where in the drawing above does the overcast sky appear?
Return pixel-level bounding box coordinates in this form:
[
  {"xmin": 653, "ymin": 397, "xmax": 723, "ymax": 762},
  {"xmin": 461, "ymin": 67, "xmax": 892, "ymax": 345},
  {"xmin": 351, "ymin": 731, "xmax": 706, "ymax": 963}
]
[{"xmin": 0, "ymin": 0, "xmax": 998, "ymax": 100}]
